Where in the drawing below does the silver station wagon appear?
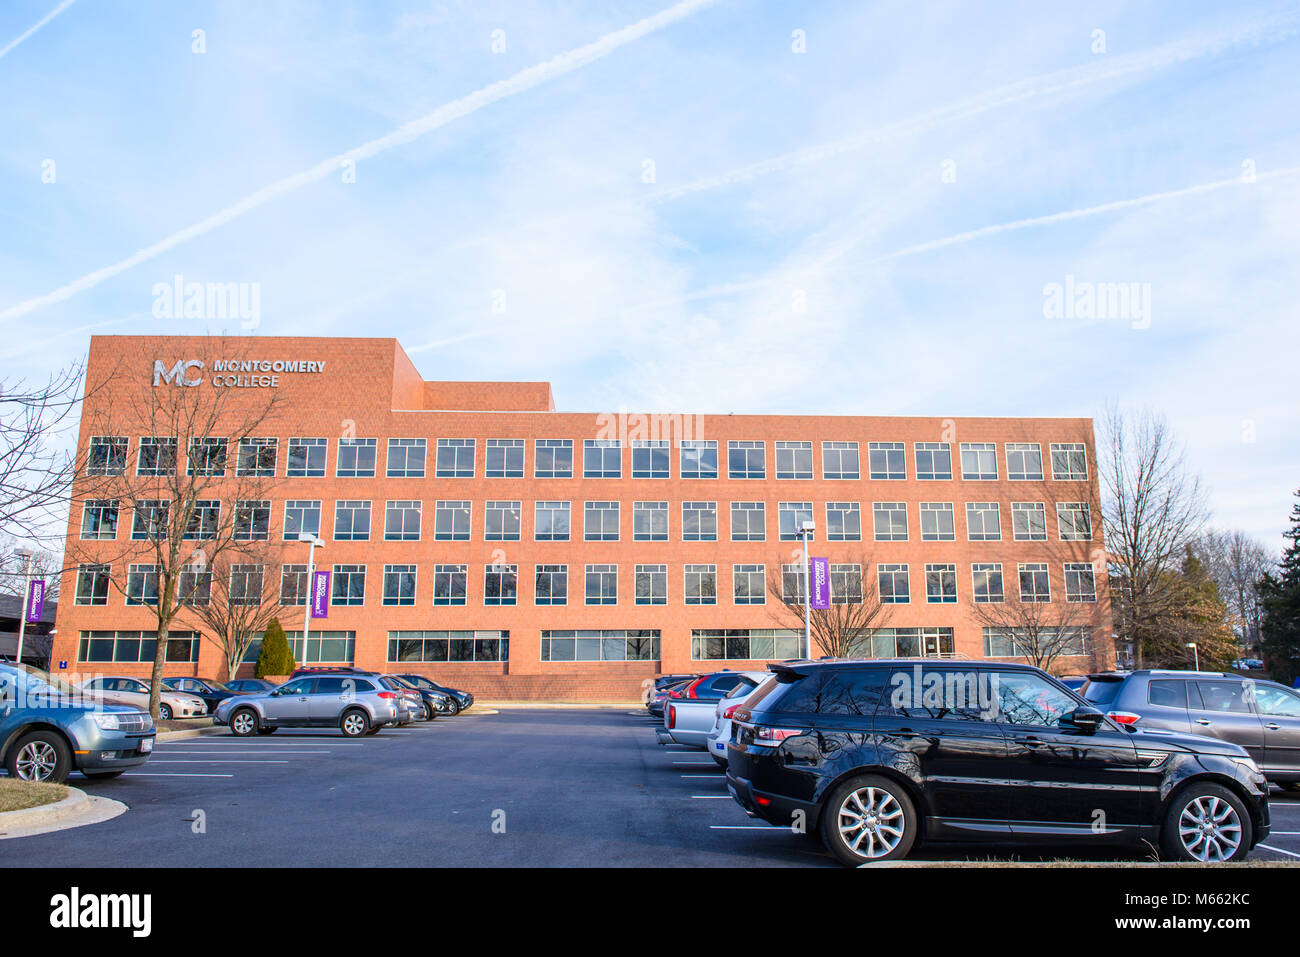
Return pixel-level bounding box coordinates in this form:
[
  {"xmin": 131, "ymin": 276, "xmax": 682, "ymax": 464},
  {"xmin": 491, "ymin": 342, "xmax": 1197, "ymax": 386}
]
[{"xmin": 212, "ymin": 674, "xmax": 401, "ymax": 737}]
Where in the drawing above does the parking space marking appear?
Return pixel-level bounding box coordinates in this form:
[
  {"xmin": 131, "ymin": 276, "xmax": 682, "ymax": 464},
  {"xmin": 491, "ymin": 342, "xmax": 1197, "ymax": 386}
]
[
  {"xmin": 689, "ymin": 795, "xmax": 733, "ymax": 799},
  {"xmin": 151, "ymin": 750, "xmax": 336, "ymax": 755},
  {"xmin": 150, "ymin": 760, "xmax": 291, "ymax": 764},
  {"xmin": 124, "ymin": 772, "xmax": 235, "ymax": 778},
  {"xmin": 672, "ymin": 761, "xmax": 715, "ymax": 766},
  {"xmin": 1257, "ymin": 843, "xmax": 1300, "ymax": 859},
  {"xmin": 681, "ymin": 774, "xmax": 722, "ymax": 778},
  {"xmin": 709, "ymin": 825, "xmax": 788, "ymax": 831}
]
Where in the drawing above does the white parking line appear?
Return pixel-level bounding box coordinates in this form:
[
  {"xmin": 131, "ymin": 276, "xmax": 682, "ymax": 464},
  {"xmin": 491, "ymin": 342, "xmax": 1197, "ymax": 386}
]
[
  {"xmin": 150, "ymin": 760, "xmax": 291, "ymax": 764},
  {"xmin": 151, "ymin": 750, "xmax": 333, "ymax": 755},
  {"xmin": 1257, "ymin": 843, "xmax": 1300, "ymax": 859},
  {"xmin": 689, "ymin": 795, "xmax": 733, "ymax": 799},
  {"xmin": 681, "ymin": 774, "xmax": 723, "ymax": 778},
  {"xmin": 1265, "ymin": 831, "xmax": 1300, "ymax": 835},
  {"xmin": 709, "ymin": 825, "xmax": 787, "ymax": 831},
  {"xmin": 672, "ymin": 762, "xmax": 715, "ymax": 767},
  {"xmin": 124, "ymin": 772, "xmax": 234, "ymax": 778}
]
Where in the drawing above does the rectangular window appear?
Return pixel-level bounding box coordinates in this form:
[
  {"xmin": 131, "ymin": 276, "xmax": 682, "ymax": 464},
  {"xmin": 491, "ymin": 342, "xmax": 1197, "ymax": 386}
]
[
  {"xmin": 432, "ymin": 565, "xmax": 467, "ymax": 606},
  {"xmin": 919, "ymin": 502, "xmax": 956, "ymax": 541},
  {"xmin": 691, "ymin": 629, "xmax": 802, "ymax": 661},
  {"xmin": 775, "ymin": 441, "xmax": 813, "ymax": 480},
  {"xmin": 1065, "ymin": 562, "xmax": 1097, "ymax": 602},
  {"xmin": 233, "ymin": 500, "xmax": 270, "ymax": 541},
  {"xmin": 126, "ymin": 563, "xmax": 159, "ymax": 605},
  {"xmin": 236, "ymin": 437, "xmax": 278, "ymax": 477},
  {"xmin": 831, "ymin": 564, "xmax": 863, "ymax": 604},
  {"xmin": 534, "ymin": 439, "xmax": 573, "ymax": 478},
  {"xmin": 680, "ymin": 439, "xmax": 718, "ymax": 479},
  {"xmin": 1011, "ymin": 502, "xmax": 1048, "ymax": 541},
  {"xmin": 484, "ymin": 564, "xmax": 518, "ymax": 606},
  {"xmin": 136, "ymin": 436, "xmax": 177, "ymax": 476},
  {"xmin": 635, "ymin": 564, "xmax": 667, "ymax": 605},
  {"xmin": 872, "ymin": 502, "xmax": 908, "ymax": 541},
  {"xmin": 584, "ymin": 501, "xmax": 620, "ymax": 541},
  {"xmin": 485, "ymin": 438, "xmax": 524, "ymax": 478},
  {"xmin": 825, "ymin": 501, "xmax": 862, "ymax": 541},
  {"xmin": 80, "ymin": 500, "xmax": 119, "ymax": 540},
  {"xmin": 286, "ymin": 437, "xmax": 327, "ymax": 477},
  {"xmin": 878, "ymin": 563, "xmax": 910, "ymax": 604},
  {"xmin": 682, "ymin": 501, "xmax": 718, "ymax": 541},
  {"xmin": 868, "ymin": 441, "xmax": 906, "ymax": 480},
  {"xmin": 534, "ymin": 564, "xmax": 568, "ymax": 605},
  {"xmin": 966, "ymin": 502, "xmax": 1001, "ymax": 541},
  {"xmin": 1019, "ymin": 562, "xmax": 1051, "ymax": 602},
  {"xmin": 727, "ymin": 441, "xmax": 765, "ymax": 479},
  {"xmin": 336, "ymin": 438, "xmax": 377, "ymax": 477},
  {"xmin": 433, "ymin": 500, "xmax": 470, "ymax": 541},
  {"xmin": 781, "ymin": 563, "xmax": 805, "ymax": 604},
  {"xmin": 386, "ymin": 630, "xmax": 509, "ymax": 663},
  {"xmin": 585, "ymin": 564, "xmax": 617, "ymax": 605},
  {"xmin": 914, "ymin": 442, "xmax": 953, "ymax": 480},
  {"xmin": 1051, "ymin": 442, "xmax": 1088, "ymax": 481},
  {"xmin": 541, "ymin": 630, "xmax": 660, "ymax": 662},
  {"xmin": 960, "ymin": 442, "xmax": 998, "ymax": 480},
  {"xmin": 631, "ymin": 440, "xmax": 670, "ymax": 479},
  {"xmin": 229, "ymin": 564, "xmax": 265, "ymax": 606},
  {"xmin": 822, "ymin": 441, "xmax": 860, "ymax": 480},
  {"xmin": 178, "ymin": 563, "xmax": 211, "ymax": 606},
  {"xmin": 281, "ymin": 564, "xmax": 308, "ymax": 606},
  {"xmin": 182, "ymin": 500, "xmax": 220, "ymax": 540},
  {"xmin": 925, "ymin": 563, "xmax": 958, "ymax": 604},
  {"xmin": 384, "ymin": 500, "xmax": 423, "ymax": 541},
  {"xmin": 131, "ymin": 499, "xmax": 169, "ymax": 541},
  {"xmin": 733, "ymin": 564, "xmax": 765, "ymax": 605},
  {"xmin": 387, "ymin": 438, "xmax": 427, "ymax": 478},
  {"xmin": 283, "ymin": 500, "xmax": 322, "ymax": 540},
  {"xmin": 383, "ymin": 564, "xmax": 417, "ymax": 606},
  {"xmin": 633, "ymin": 501, "xmax": 668, "ymax": 541},
  {"xmin": 333, "ymin": 500, "xmax": 371, "ymax": 541},
  {"xmin": 285, "ymin": 631, "xmax": 357, "ymax": 665},
  {"xmin": 435, "ymin": 438, "xmax": 475, "ymax": 478},
  {"xmin": 534, "ymin": 501, "xmax": 571, "ymax": 541},
  {"xmin": 778, "ymin": 502, "xmax": 814, "ymax": 541},
  {"xmin": 684, "ymin": 565, "xmax": 717, "ymax": 605},
  {"xmin": 87, "ymin": 435, "xmax": 128, "ymax": 476},
  {"xmin": 78, "ymin": 630, "xmax": 199, "ymax": 664},
  {"xmin": 1057, "ymin": 502, "xmax": 1093, "ymax": 541},
  {"xmin": 484, "ymin": 501, "xmax": 522, "ymax": 541},
  {"xmin": 187, "ymin": 437, "xmax": 228, "ymax": 476},
  {"xmin": 730, "ymin": 501, "xmax": 766, "ymax": 542},
  {"xmin": 332, "ymin": 564, "xmax": 366, "ymax": 606},
  {"xmin": 1006, "ymin": 442, "xmax": 1044, "ymax": 481},
  {"xmin": 972, "ymin": 563, "xmax": 1004, "ymax": 603},
  {"xmin": 583, "ymin": 440, "xmax": 622, "ymax": 478},
  {"xmin": 75, "ymin": 564, "xmax": 110, "ymax": 606}
]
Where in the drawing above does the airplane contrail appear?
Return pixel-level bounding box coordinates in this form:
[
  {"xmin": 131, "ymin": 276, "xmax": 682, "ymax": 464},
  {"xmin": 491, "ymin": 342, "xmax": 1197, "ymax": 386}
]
[
  {"xmin": 0, "ymin": 0, "xmax": 75, "ymax": 61},
  {"xmin": 0, "ymin": 0, "xmax": 719, "ymax": 323}
]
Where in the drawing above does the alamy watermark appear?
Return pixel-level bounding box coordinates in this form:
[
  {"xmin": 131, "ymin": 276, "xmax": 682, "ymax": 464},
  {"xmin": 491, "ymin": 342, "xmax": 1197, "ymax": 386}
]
[{"xmin": 1043, "ymin": 274, "xmax": 1151, "ymax": 329}]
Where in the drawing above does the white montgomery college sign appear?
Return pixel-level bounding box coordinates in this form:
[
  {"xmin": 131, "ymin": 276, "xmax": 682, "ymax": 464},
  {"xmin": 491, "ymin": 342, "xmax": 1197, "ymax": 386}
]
[{"xmin": 152, "ymin": 358, "xmax": 327, "ymax": 389}]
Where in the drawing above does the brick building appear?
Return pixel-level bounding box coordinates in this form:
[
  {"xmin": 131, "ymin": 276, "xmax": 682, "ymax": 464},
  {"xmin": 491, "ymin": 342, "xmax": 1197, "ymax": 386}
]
[{"xmin": 51, "ymin": 335, "xmax": 1113, "ymax": 700}]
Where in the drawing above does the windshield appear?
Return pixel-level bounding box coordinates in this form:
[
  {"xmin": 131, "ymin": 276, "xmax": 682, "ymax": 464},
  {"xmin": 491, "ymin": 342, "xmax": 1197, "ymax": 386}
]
[{"xmin": 4, "ymin": 663, "xmax": 82, "ymax": 696}]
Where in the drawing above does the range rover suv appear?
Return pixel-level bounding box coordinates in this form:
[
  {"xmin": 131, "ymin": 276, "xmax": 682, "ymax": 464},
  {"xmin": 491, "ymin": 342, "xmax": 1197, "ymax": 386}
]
[{"xmin": 726, "ymin": 659, "xmax": 1270, "ymax": 865}]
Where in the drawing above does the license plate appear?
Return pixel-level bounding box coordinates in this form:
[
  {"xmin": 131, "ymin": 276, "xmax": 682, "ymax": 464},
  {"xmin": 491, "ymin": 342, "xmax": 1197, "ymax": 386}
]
[{"xmin": 140, "ymin": 738, "xmax": 154, "ymax": 753}]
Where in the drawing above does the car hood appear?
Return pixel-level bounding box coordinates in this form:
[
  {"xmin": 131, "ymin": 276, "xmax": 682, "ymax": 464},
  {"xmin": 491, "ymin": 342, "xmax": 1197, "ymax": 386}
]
[{"xmin": 1126, "ymin": 726, "xmax": 1251, "ymax": 758}]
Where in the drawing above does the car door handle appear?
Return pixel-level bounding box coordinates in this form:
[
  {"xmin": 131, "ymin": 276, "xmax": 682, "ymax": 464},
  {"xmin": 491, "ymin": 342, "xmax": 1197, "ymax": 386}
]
[
  {"xmin": 1016, "ymin": 735, "xmax": 1044, "ymax": 747},
  {"xmin": 1195, "ymin": 718, "xmax": 1213, "ymax": 726},
  {"xmin": 1266, "ymin": 723, "xmax": 1281, "ymax": 731}
]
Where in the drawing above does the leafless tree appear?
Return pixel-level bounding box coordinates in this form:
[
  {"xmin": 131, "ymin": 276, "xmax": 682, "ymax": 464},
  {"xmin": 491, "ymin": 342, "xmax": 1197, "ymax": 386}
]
[
  {"xmin": 179, "ymin": 541, "xmax": 288, "ymax": 682},
  {"xmin": 65, "ymin": 349, "xmax": 282, "ymax": 718},
  {"xmin": 765, "ymin": 552, "xmax": 893, "ymax": 658},
  {"xmin": 0, "ymin": 364, "xmax": 85, "ymax": 542},
  {"xmin": 1194, "ymin": 529, "xmax": 1271, "ymax": 651},
  {"xmin": 967, "ymin": 572, "xmax": 1103, "ymax": 672},
  {"xmin": 0, "ymin": 541, "xmax": 63, "ymax": 602},
  {"xmin": 1099, "ymin": 407, "xmax": 1210, "ymax": 667}
]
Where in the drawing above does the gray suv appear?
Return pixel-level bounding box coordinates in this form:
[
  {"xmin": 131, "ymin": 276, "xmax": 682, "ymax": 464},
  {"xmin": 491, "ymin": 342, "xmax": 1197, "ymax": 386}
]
[
  {"xmin": 1082, "ymin": 670, "xmax": 1300, "ymax": 790},
  {"xmin": 212, "ymin": 674, "xmax": 400, "ymax": 737}
]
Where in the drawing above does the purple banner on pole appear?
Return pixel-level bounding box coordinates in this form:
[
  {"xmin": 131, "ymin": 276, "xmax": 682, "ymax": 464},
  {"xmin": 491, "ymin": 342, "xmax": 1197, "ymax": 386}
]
[
  {"xmin": 26, "ymin": 579, "xmax": 46, "ymax": 623},
  {"xmin": 310, "ymin": 570, "xmax": 331, "ymax": 619},
  {"xmin": 810, "ymin": 557, "xmax": 830, "ymax": 610}
]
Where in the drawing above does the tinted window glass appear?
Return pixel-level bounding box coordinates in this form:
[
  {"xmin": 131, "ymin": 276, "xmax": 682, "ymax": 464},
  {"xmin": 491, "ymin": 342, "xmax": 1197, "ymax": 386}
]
[
  {"xmin": 742, "ymin": 675, "xmax": 787, "ymax": 711},
  {"xmin": 708, "ymin": 675, "xmax": 743, "ymax": 695},
  {"xmin": 880, "ymin": 667, "xmax": 999, "ymax": 722},
  {"xmin": 817, "ymin": 670, "xmax": 890, "ymax": 716},
  {"xmin": 723, "ymin": 678, "xmax": 758, "ymax": 700},
  {"xmin": 1081, "ymin": 678, "xmax": 1123, "ymax": 706},
  {"xmin": 279, "ymin": 678, "xmax": 314, "ymax": 695},
  {"xmin": 1147, "ymin": 679, "xmax": 1187, "ymax": 708},
  {"xmin": 993, "ymin": 672, "xmax": 1077, "ymax": 727},
  {"xmin": 1256, "ymin": 686, "xmax": 1300, "ymax": 717},
  {"xmin": 315, "ymin": 677, "xmax": 350, "ymax": 694},
  {"xmin": 1194, "ymin": 680, "xmax": 1253, "ymax": 713},
  {"xmin": 350, "ymin": 679, "xmax": 376, "ymax": 693}
]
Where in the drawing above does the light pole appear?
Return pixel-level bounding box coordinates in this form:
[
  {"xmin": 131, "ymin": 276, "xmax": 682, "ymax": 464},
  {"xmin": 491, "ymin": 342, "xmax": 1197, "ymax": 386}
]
[
  {"xmin": 797, "ymin": 520, "xmax": 815, "ymax": 660},
  {"xmin": 299, "ymin": 534, "xmax": 326, "ymax": 665},
  {"xmin": 1186, "ymin": 642, "xmax": 1199, "ymax": 671},
  {"xmin": 13, "ymin": 549, "xmax": 33, "ymax": 665}
]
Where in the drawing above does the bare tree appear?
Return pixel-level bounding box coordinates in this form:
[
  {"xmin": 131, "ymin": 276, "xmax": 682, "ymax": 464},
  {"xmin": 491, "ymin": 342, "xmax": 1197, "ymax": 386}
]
[
  {"xmin": 0, "ymin": 364, "xmax": 85, "ymax": 541},
  {"xmin": 968, "ymin": 573, "xmax": 1102, "ymax": 672},
  {"xmin": 180, "ymin": 542, "xmax": 288, "ymax": 682},
  {"xmin": 1099, "ymin": 407, "xmax": 1210, "ymax": 667},
  {"xmin": 765, "ymin": 552, "xmax": 893, "ymax": 658},
  {"xmin": 1194, "ymin": 529, "xmax": 1271, "ymax": 651},
  {"xmin": 0, "ymin": 541, "xmax": 63, "ymax": 602},
  {"xmin": 65, "ymin": 351, "xmax": 281, "ymax": 718}
]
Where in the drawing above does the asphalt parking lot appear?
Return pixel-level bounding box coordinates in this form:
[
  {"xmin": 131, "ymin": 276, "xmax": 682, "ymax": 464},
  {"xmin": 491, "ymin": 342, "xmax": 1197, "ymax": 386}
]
[{"xmin": 4, "ymin": 707, "xmax": 1300, "ymax": 866}]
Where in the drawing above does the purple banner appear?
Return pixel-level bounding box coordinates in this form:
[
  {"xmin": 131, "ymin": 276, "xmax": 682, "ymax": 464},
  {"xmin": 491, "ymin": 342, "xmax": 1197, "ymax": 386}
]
[
  {"xmin": 26, "ymin": 579, "xmax": 45, "ymax": 623},
  {"xmin": 310, "ymin": 570, "xmax": 331, "ymax": 618},
  {"xmin": 810, "ymin": 557, "xmax": 830, "ymax": 610}
]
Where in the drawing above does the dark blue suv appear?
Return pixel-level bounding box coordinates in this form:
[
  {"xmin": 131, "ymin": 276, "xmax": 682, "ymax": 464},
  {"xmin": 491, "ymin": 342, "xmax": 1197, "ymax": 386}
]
[
  {"xmin": 726, "ymin": 659, "xmax": 1270, "ymax": 865},
  {"xmin": 0, "ymin": 664, "xmax": 156, "ymax": 782}
]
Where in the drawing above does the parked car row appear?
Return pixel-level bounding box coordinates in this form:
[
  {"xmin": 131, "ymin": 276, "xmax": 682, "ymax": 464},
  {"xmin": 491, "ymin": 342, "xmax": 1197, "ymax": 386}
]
[{"xmin": 653, "ymin": 660, "xmax": 1272, "ymax": 865}]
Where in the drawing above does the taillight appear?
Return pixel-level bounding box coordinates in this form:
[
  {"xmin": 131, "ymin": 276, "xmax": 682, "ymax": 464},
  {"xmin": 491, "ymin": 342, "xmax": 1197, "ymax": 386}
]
[
  {"xmin": 377, "ymin": 691, "xmax": 397, "ymax": 700},
  {"xmin": 680, "ymin": 677, "xmax": 706, "ymax": 700},
  {"xmin": 1107, "ymin": 711, "xmax": 1141, "ymax": 725},
  {"xmin": 723, "ymin": 704, "xmax": 740, "ymax": 720},
  {"xmin": 667, "ymin": 705, "xmax": 676, "ymax": 729},
  {"xmin": 753, "ymin": 725, "xmax": 805, "ymax": 745}
]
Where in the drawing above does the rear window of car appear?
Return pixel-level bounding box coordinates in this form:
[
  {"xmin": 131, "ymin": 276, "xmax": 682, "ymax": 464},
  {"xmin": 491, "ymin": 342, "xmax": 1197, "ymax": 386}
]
[
  {"xmin": 1081, "ymin": 678, "xmax": 1124, "ymax": 706},
  {"xmin": 751, "ymin": 669, "xmax": 890, "ymax": 716},
  {"xmin": 1147, "ymin": 679, "xmax": 1187, "ymax": 708},
  {"xmin": 723, "ymin": 677, "xmax": 758, "ymax": 699}
]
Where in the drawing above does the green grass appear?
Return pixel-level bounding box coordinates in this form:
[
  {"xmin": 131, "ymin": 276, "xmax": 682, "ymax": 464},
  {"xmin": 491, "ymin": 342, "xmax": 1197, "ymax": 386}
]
[{"xmin": 0, "ymin": 778, "xmax": 68, "ymax": 813}]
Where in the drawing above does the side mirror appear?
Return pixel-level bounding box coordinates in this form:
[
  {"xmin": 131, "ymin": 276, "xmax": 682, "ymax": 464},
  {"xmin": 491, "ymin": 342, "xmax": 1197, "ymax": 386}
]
[{"xmin": 1064, "ymin": 705, "xmax": 1104, "ymax": 734}]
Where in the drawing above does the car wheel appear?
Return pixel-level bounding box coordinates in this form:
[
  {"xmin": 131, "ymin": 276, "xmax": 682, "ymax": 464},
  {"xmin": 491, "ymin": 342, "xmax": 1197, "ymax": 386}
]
[
  {"xmin": 159, "ymin": 703, "xmax": 173, "ymax": 720},
  {"xmin": 423, "ymin": 704, "xmax": 435, "ymax": 721},
  {"xmin": 447, "ymin": 700, "xmax": 460, "ymax": 716},
  {"xmin": 340, "ymin": 709, "xmax": 369, "ymax": 737},
  {"xmin": 256, "ymin": 728, "xmax": 277, "ymax": 735},
  {"xmin": 82, "ymin": 769, "xmax": 126, "ymax": 779},
  {"xmin": 820, "ymin": 774, "xmax": 917, "ymax": 866},
  {"xmin": 229, "ymin": 708, "xmax": 259, "ymax": 736},
  {"xmin": 6, "ymin": 730, "xmax": 72, "ymax": 783},
  {"xmin": 364, "ymin": 725, "xmax": 382, "ymax": 736},
  {"xmin": 1162, "ymin": 783, "xmax": 1252, "ymax": 862}
]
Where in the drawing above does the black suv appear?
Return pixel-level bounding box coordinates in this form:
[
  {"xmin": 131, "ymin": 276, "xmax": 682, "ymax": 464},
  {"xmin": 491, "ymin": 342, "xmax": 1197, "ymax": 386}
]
[{"xmin": 726, "ymin": 659, "xmax": 1270, "ymax": 865}]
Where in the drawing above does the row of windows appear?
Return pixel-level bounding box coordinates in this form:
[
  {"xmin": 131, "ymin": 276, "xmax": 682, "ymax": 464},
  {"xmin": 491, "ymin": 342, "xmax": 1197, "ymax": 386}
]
[
  {"xmin": 74, "ymin": 559, "xmax": 1097, "ymax": 609},
  {"xmin": 85, "ymin": 435, "xmax": 1090, "ymax": 482},
  {"xmin": 80, "ymin": 498, "xmax": 1093, "ymax": 544}
]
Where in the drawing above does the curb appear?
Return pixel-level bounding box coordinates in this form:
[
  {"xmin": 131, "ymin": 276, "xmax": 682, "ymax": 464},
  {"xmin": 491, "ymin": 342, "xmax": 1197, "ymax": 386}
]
[{"xmin": 0, "ymin": 786, "xmax": 127, "ymax": 840}]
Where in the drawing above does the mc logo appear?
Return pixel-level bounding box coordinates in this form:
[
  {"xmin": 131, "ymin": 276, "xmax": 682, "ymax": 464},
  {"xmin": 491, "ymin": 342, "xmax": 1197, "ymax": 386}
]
[{"xmin": 153, "ymin": 359, "xmax": 204, "ymax": 387}]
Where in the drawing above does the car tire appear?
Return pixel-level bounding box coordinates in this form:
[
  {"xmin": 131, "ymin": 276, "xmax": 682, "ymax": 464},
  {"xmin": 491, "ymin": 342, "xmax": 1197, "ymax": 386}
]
[
  {"xmin": 340, "ymin": 709, "xmax": 369, "ymax": 737},
  {"xmin": 82, "ymin": 769, "xmax": 126, "ymax": 779},
  {"xmin": 423, "ymin": 704, "xmax": 435, "ymax": 721},
  {"xmin": 229, "ymin": 708, "xmax": 259, "ymax": 736},
  {"xmin": 159, "ymin": 703, "xmax": 173, "ymax": 720},
  {"xmin": 447, "ymin": 701, "xmax": 460, "ymax": 716},
  {"xmin": 364, "ymin": 725, "xmax": 382, "ymax": 736},
  {"xmin": 1161, "ymin": 783, "xmax": 1253, "ymax": 862},
  {"xmin": 820, "ymin": 774, "xmax": 918, "ymax": 866},
  {"xmin": 256, "ymin": 728, "xmax": 277, "ymax": 735},
  {"xmin": 6, "ymin": 730, "xmax": 72, "ymax": 783}
]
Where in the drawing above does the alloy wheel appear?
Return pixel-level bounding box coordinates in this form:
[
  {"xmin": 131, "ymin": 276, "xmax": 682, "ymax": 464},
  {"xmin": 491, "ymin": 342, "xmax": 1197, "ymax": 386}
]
[
  {"xmin": 1178, "ymin": 795, "xmax": 1243, "ymax": 862},
  {"xmin": 836, "ymin": 786, "xmax": 906, "ymax": 860},
  {"xmin": 231, "ymin": 711, "xmax": 256, "ymax": 735},
  {"xmin": 342, "ymin": 712, "xmax": 366, "ymax": 735},
  {"xmin": 15, "ymin": 741, "xmax": 58, "ymax": 781}
]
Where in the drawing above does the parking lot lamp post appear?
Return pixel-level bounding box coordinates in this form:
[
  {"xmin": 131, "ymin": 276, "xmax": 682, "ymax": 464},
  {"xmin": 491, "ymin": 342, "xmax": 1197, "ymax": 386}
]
[
  {"xmin": 798, "ymin": 521, "xmax": 815, "ymax": 660},
  {"xmin": 299, "ymin": 534, "xmax": 326, "ymax": 666},
  {"xmin": 1186, "ymin": 642, "xmax": 1199, "ymax": 671},
  {"xmin": 13, "ymin": 549, "xmax": 33, "ymax": 665}
]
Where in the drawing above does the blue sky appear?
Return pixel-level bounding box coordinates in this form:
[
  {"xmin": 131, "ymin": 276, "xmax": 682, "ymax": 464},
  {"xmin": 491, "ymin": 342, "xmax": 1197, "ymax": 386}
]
[{"xmin": 1, "ymin": 0, "xmax": 1297, "ymax": 548}]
